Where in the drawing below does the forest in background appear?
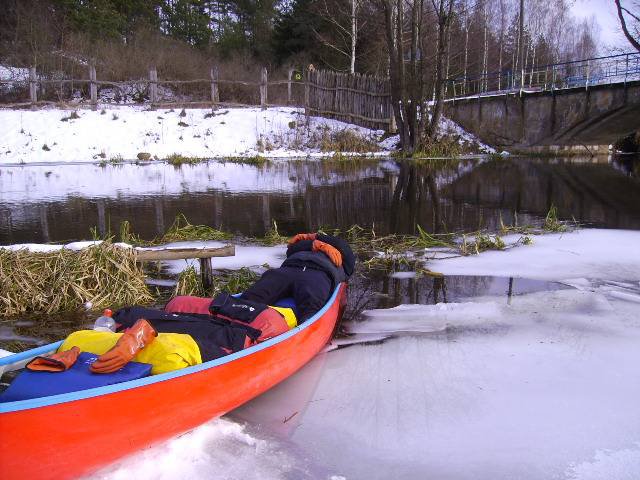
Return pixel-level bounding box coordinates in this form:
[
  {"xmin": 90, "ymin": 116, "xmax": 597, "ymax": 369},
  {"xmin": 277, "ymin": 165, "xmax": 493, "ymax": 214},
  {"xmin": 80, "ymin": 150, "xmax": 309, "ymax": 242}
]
[
  {"xmin": 0, "ymin": 0, "xmax": 603, "ymax": 82},
  {"xmin": 2, "ymin": 0, "xmax": 636, "ymax": 152}
]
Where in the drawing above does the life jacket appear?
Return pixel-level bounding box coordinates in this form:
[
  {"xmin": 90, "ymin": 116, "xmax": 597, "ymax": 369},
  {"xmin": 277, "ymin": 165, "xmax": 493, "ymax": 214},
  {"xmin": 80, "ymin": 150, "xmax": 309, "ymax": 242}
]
[
  {"xmin": 209, "ymin": 293, "xmax": 294, "ymax": 341},
  {"xmin": 59, "ymin": 330, "xmax": 201, "ymax": 375},
  {"xmin": 165, "ymin": 295, "xmax": 297, "ymax": 341}
]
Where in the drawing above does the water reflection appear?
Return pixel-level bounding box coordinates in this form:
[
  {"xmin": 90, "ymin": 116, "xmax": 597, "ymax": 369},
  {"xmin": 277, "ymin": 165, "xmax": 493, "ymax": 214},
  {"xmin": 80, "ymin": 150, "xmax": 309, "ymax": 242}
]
[
  {"xmin": 344, "ymin": 272, "xmax": 566, "ymax": 322},
  {"xmin": 1, "ymin": 155, "xmax": 640, "ymax": 244}
]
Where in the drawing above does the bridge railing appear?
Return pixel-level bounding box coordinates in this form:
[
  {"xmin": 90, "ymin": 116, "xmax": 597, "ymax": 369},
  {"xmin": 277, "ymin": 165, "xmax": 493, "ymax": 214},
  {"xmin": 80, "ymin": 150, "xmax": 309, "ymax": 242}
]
[{"xmin": 446, "ymin": 52, "xmax": 640, "ymax": 100}]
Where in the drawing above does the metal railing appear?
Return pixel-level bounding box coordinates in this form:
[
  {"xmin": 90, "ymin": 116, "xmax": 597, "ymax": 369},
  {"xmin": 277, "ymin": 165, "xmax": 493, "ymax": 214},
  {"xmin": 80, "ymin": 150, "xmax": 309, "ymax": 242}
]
[{"xmin": 446, "ymin": 52, "xmax": 640, "ymax": 99}]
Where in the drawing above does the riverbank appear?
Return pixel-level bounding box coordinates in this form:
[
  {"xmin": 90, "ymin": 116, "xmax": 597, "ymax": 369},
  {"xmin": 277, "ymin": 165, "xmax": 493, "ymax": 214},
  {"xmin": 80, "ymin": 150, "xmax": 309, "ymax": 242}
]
[{"xmin": 0, "ymin": 106, "xmax": 494, "ymax": 164}]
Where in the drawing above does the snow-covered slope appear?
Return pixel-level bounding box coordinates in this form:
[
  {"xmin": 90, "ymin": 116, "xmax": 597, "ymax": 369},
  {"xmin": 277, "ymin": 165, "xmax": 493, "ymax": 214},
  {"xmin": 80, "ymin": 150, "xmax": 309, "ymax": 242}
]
[
  {"xmin": 0, "ymin": 106, "xmax": 494, "ymax": 164},
  {"xmin": 0, "ymin": 106, "xmax": 386, "ymax": 163}
]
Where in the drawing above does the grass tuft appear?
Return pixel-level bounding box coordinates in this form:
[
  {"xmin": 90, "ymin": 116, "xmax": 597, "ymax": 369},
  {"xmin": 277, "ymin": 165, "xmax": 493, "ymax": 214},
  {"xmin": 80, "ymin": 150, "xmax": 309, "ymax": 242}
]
[
  {"xmin": 543, "ymin": 205, "xmax": 567, "ymax": 232},
  {"xmin": 222, "ymin": 155, "xmax": 270, "ymax": 167},
  {"xmin": 174, "ymin": 266, "xmax": 204, "ymax": 297},
  {"xmin": 165, "ymin": 153, "xmax": 205, "ymax": 165},
  {"xmin": 160, "ymin": 214, "xmax": 232, "ymax": 243}
]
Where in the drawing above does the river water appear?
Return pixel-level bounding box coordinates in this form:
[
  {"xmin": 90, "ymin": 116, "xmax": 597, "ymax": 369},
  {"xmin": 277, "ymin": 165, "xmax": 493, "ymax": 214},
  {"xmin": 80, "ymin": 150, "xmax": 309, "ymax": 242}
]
[
  {"xmin": 2, "ymin": 154, "xmax": 640, "ymax": 480},
  {"xmin": 1, "ymin": 155, "xmax": 639, "ymax": 244}
]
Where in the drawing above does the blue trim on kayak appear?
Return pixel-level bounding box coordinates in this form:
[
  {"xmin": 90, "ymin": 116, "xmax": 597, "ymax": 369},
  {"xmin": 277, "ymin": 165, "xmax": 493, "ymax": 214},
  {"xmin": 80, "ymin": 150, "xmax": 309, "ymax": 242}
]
[
  {"xmin": 0, "ymin": 284, "xmax": 341, "ymax": 413},
  {"xmin": 0, "ymin": 341, "xmax": 63, "ymax": 366}
]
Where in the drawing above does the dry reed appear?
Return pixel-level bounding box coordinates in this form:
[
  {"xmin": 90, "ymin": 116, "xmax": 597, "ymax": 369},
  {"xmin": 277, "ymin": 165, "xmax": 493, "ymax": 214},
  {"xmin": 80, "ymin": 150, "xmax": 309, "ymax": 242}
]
[{"xmin": 0, "ymin": 243, "xmax": 153, "ymax": 317}]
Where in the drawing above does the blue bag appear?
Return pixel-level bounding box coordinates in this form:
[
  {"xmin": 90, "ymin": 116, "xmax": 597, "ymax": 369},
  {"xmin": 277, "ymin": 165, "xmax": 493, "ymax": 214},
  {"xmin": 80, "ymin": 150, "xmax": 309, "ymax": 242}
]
[{"xmin": 0, "ymin": 352, "xmax": 152, "ymax": 403}]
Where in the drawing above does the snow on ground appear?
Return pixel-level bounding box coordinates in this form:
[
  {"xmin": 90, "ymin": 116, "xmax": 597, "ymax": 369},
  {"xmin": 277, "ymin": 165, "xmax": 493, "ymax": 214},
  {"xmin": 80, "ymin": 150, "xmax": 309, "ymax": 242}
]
[
  {"xmin": 437, "ymin": 116, "xmax": 496, "ymax": 154},
  {"xmin": 89, "ymin": 227, "xmax": 640, "ymax": 480},
  {"xmin": 0, "ymin": 106, "xmax": 387, "ymax": 163},
  {"xmin": 0, "ymin": 240, "xmax": 286, "ymax": 273},
  {"xmin": 0, "ymin": 106, "xmax": 494, "ymax": 164}
]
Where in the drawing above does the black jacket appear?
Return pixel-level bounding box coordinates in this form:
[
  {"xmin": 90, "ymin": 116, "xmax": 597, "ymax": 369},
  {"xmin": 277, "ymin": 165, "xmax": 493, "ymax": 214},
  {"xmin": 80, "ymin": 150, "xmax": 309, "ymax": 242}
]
[{"xmin": 282, "ymin": 234, "xmax": 355, "ymax": 287}]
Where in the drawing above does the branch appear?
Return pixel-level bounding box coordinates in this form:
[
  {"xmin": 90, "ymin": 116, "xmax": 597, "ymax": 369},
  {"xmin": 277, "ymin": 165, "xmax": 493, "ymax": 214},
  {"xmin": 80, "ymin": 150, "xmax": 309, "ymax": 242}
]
[
  {"xmin": 311, "ymin": 27, "xmax": 350, "ymax": 57},
  {"xmin": 318, "ymin": 0, "xmax": 352, "ymax": 36},
  {"xmin": 621, "ymin": 6, "xmax": 640, "ymax": 23},
  {"xmin": 615, "ymin": 0, "xmax": 640, "ymax": 51}
]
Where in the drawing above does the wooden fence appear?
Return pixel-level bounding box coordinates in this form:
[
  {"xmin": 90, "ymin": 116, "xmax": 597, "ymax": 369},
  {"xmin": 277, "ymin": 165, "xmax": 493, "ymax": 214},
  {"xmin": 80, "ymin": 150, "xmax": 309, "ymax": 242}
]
[
  {"xmin": 0, "ymin": 64, "xmax": 395, "ymax": 132},
  {"xmin": 306, "ymin": 69, "xmax": 393, "ymax": 131}
]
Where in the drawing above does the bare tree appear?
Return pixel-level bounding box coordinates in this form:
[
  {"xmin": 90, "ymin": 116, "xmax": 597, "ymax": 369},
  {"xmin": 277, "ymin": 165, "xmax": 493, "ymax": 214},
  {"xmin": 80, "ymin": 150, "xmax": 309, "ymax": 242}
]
[
  {"xmin": 426, "ymin": 0, "xmax": 455, "ymax": 141},
  {"xmin": 312, "ymin": 0, "xmax": 365, "ymax": 73},
  {"xmin": 375, "ymin": 0, "xmax": 455, "ymax": 153},
  {"xmin": 615, "ymin": 0, "xmax": 640, "ymax": 51}
]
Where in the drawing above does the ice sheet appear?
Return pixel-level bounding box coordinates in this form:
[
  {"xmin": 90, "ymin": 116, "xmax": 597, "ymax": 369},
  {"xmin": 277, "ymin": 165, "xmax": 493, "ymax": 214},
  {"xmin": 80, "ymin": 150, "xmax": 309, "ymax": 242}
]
[{"xmin": 427, "ymin": 229, "xmax": 640, "ymax": 282}]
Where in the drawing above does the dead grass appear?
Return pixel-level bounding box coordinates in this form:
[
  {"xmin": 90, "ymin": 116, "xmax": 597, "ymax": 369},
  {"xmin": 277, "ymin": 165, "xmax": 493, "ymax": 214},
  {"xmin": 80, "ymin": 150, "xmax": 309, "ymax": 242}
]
[{"xmin": 0, "ymin": 242, "xmax": 153, "ymax": 317}]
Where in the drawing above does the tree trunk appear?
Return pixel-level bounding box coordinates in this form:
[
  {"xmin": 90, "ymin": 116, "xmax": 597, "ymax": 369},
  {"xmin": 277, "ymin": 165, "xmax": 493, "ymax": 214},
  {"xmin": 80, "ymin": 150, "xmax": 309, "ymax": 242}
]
[
  {"xmin": 350, "ymin": 0, "xmax": 357, "ymax": 73},
  {"xmin": 426, "ymin": 0, "xmax": 454, "ymax": 142}
]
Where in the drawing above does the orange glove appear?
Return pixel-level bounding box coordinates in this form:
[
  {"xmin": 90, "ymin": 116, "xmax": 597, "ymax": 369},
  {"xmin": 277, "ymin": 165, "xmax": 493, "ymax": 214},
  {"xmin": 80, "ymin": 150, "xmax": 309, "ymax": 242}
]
[
  {"xmin": 288, "ymin": 233, "xmax": 317, "ymax": 245},
  {"xmin": 90, "ymin": 319, "xmax": 157, "ymax": 374},
  {"xmin": 312, "ymin": 240, "xmax": 342, "ymax": 267},
  {"xmin": 26, "ymin": 346, "xmax": 81, "ymax": 372}
]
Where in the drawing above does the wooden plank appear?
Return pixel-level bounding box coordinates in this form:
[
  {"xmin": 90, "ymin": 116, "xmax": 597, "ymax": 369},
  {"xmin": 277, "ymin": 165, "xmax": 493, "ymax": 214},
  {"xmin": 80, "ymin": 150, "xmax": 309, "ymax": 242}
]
[{"xmin": 135, "ymin": 244, "xmax": 235, "ymax": 261}]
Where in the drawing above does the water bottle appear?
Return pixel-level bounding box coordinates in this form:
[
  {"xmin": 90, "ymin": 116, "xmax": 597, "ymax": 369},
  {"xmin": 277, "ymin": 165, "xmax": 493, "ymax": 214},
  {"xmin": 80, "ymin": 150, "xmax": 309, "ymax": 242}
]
[{"xmin": 94, "ymin": 309, "xmax": 115, "ymax": 332}]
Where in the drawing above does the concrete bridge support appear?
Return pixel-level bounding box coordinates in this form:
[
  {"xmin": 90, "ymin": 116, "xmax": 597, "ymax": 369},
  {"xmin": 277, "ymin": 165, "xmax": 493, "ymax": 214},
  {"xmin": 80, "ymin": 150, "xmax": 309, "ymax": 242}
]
[{"xmin": 445, "ymin": 80, "xmax": 640, "ymax": 153}]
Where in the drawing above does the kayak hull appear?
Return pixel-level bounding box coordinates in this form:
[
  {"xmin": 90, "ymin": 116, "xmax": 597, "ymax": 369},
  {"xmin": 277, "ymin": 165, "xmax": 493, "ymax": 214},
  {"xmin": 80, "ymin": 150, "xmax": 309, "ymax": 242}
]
[{"xmin": 0, "ymin": 284, "xmax": 346, "ymax": 480}]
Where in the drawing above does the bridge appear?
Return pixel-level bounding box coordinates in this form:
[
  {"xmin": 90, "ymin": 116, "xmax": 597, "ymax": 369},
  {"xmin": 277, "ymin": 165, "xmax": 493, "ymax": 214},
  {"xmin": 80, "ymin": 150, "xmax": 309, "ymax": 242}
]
[{"xmin": 444, "ymin": 52, "xmax": 640, "ymax": 153}]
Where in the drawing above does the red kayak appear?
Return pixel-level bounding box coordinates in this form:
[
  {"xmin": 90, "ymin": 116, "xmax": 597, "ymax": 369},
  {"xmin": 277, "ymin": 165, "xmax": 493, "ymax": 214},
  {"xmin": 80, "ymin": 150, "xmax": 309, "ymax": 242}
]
[{"xmin": 0, "ymin": 284, "xmax": 347, "ymax": 480}]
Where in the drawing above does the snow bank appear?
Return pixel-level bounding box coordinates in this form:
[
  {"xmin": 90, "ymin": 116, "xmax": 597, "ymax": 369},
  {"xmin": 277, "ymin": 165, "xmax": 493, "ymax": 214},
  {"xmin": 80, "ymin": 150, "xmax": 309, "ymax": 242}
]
[
  {"xmin": 0, "ymin": 106, "xmax": 388, "ymax": 164},
  {"xmin": 0, "ymin": 105, "xmax": 496, "ymax": 164},
  {"xmin": 0, "ymin": 240, "xmax": 132, "ymax": 253},
  {"xmin": 0, "ymin": 239, "xmax": 285, "ymax": 274},
  {"xmin": 379, "ymin": 115, "xmax": 496, "ymax": 154}
]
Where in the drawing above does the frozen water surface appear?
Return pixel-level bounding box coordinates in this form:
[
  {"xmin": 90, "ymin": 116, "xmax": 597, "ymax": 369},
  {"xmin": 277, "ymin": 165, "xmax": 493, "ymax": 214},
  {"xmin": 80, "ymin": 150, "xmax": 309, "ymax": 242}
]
[{"xmin": 89, "ymin": 229, "xmax": 640, "ymax": 480}]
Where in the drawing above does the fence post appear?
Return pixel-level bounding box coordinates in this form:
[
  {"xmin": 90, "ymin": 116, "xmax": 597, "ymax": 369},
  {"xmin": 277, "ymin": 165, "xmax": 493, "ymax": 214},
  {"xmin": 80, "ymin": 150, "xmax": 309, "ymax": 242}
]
[
  {"xmin": 287, "ymin": 68, "xmax": 294, "ymax": 104},
  {"xmin": 210, "ymin": 66, "xmax": 219, "ymax": 108},
  {"xmin": 260, "ymin": 67, "xmax": 268, "ymax": 109},
  {"xmin": 29, "ymin": 66, "xmax": 37, "ymax": 106},
  {"xmin": 149, "ymin": 67, "xmax": 158, "ymax": 108},
  {"xmin": 89, "ymin": 60, "xmax": 97, "ymax": 110}
]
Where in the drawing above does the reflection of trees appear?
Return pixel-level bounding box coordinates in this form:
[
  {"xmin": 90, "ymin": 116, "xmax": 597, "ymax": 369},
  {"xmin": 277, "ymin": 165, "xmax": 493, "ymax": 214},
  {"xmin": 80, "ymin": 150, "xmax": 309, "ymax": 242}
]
[
  {"xmin": 611, "ymin": 154, "xmax": 640, "ymax": 179},
  {"xmin": 390, "ymin": 163, "xmax": 451, "ymax": 234},
  {"xmin": 348, "ymin": 272, "xmax": 503, "ymax": 314},
  {"xmin": 448, "ymin": 158, "xmax": 640, "ymax": 229},
  {"xmin": 5, "ymin": 157, "xmax": 640, "ymax": 244}
]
